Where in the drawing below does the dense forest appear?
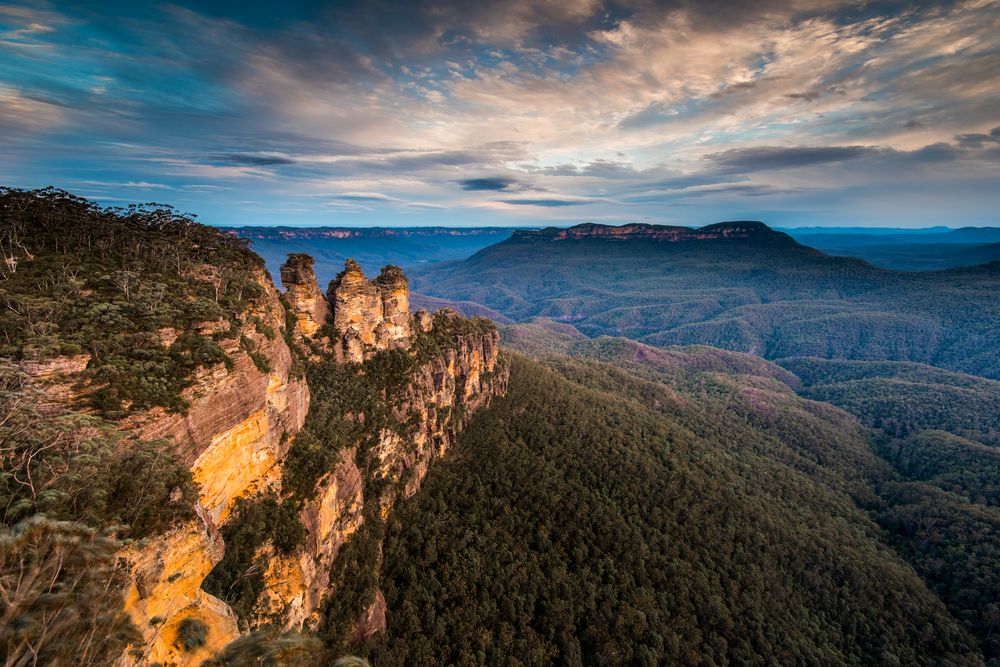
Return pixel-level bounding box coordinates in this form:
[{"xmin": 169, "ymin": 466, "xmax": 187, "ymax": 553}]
[
  {"xmin": 495, "ymin": 324, "xmax": 1000, "ymax": 662},
  {"xmin": 367, "ymin": 354, "xmax": 986, "ymax": 665},
  {"xmin": 412, "ymin": 223, "xmax": 1000, "ymax": 379}
]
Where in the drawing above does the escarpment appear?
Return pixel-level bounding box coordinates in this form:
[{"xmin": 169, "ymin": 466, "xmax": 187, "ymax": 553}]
[
  {"xmin": 106, "ymin": 254, "xmax": 504, "ymax": 664},
  {"xmin": 116, "ymin": 268, "xmax": 310, "ymax": 666},
  {"xmin": 203, "ymin": 258, "xmax": 507, "ymax": 646},
  {"xmin": 9, "ymin": 258, "xmax": 501, "ymax": 665},
  {"xmin": 0, "ymin": 190, "xmax": 503, "ymax": 665}
]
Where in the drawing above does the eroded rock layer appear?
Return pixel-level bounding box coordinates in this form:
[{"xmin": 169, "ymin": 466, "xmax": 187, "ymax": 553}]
[
  {"xmin": 106, "ymin": 256, "xmax": 504, "ymax": 665},
  {"xmin": 116, "ymin": 270, "xmax": 308, "ymax": 666},
  {"xmin": 328, "ymin": 260, "xmax": 413, "ymax": 363}
]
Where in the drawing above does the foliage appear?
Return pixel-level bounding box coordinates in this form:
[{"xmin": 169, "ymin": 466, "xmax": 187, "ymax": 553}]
[
  {"xmin": 0, "ymin": 363, "xmax": 196, "ymax": 536},
  {"xmin": 778, "ymin": 356, "xmax": 1000, "ymax": 660},
  {"xmin": 0, "ymin": 516, "xmax": 141, "ymax": 666},
  {"xmin": 176, "ymin": 617, "xmax": 209, "ymax": 653},
  {"xmin": 199, "ymin": 631, "xmax": 332, "ymax": 667},
  {"xmin": 201, "ymin": 494, "xmax": 304, "ymax": 623},
  {"xmin": 320, "ymin": 514, "xmax": 385, "ymax": 650},
  {"xmin": 369, "ymin": 354, "xmax": 981, "ymax": 666},
  {"xmin": 0, "ymin": 187, "xmax": 266, "ymax": 417}
]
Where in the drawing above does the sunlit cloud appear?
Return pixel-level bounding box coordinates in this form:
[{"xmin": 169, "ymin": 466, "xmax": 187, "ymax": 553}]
[{"xmin": 0, "ymin": 0, "xmax": 998, "ymax": 226}]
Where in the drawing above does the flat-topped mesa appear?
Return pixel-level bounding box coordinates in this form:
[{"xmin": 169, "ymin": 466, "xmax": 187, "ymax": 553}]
[
  {"xmin": 512, "ymin": 220, "xmax": 785, "ymax": 242},
  {"xmin": 328, "ymin": 259, "xmax": 413, "ymax": 363},
  {"xmin": 280, "ymin": 253, "xmax": 330, "ymax": 338}
]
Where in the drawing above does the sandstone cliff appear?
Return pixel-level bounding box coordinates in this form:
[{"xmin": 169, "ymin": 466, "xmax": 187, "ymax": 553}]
[
  {"xmin": 202, "ymin": 259, "xmax": 507, "ymax": 645},
  {"xmin": 327, "ymin": 259, "xmax": 413, "ymax": 363},
  {"xmin": 116, "ymin": 269, "xmax": 309, "ymax": 666},
  {"xmin": 281, "ymin": 253, "xmax": 330, "ymax": 339},
  {"xmin": 108, "ymin": 257, "xmax": 506, "ymax": 664}
]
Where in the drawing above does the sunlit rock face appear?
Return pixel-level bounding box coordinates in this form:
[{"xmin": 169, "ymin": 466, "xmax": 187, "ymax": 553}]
[
  {"xmin": 115, "ymin": 270, "xmax": 308, "ymax": 666},
  {"xmin": 100, "ymin": 256, "xmax": 505, "ymax": 665},
  {"xmin": 251, "ymin": 317, "xmax": 507, "ymax": 633},
  {"xmin": 328, "ymin": 259, "xmax": 413, "ymax": 363},
  {"xmin": 280, "ymin": 253, "xmax": 330, "ymax": 338}
]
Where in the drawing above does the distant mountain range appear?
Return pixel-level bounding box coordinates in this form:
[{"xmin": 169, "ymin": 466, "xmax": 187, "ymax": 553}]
[
  {"xmin": 410, "ymin": 221, "xmax": 1000, "ymax": 379},
  {"xmin": 229, "ymin": 223, "xmax": 1000, "ymax": 278}
]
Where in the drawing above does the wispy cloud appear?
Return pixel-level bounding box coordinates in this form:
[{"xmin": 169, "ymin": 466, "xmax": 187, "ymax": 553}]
[{"xmin": 1, "ymin": 0, "xmax": 998, "ymax": 227}]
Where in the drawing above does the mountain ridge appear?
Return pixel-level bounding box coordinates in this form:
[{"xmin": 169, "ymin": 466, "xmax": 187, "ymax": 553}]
[{"xmin": 509, "ymin": 220, "xmax": 795, "ymax": 243}]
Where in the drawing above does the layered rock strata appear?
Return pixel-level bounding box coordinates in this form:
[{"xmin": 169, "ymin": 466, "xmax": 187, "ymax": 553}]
[
  {"xmin": 327, "ymin": 260, "xmax": 413, "ymax": 363},
  {"xmin": 280, "ymin": 253, "xmax": 330, "ymax": 338},
  {"xmin": 116, "ymin": 271, "xmax": 309, "ymax": 666},
  {"xmin": 102, "ymin": 256, "xmax": 505, "ymax": 665}
]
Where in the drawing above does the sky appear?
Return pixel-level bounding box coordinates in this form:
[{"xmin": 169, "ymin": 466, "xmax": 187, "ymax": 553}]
[{"xmin": 1, "ymin": 0, "xmax": 999, "ymax": 228}]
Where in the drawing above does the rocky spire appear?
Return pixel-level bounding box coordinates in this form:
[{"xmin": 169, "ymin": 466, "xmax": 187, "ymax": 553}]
[
  {"xmin": 327, "ymin": 259, "xmax": 413, "ymax": 363},
  {"xmin": 280, "ymin": 253, "xmax": 329, "ymax": 338}
]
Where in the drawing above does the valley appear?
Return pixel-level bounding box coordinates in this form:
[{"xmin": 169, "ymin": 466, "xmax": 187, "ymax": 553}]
[{"xmin": 1, "ymin": 189, "xmax": 998, "ymax": 665}]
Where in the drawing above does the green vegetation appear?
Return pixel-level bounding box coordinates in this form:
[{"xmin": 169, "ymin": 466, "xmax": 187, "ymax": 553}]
[
  {"xmin": 414, "ymin": 226, "xmax": 1000, "ymax": 379},
  {"xmin": 0, "ymin": 363, "xmax": 196, "ymax": 663},
  {"xmin": 201, "ymin": 493, "xmax": 304, "ymax": 624},
  {"xmin": 776, "ymin": 355, "xmax": 1000, "ymax": 659},
  {"xmin": 369, "ymin": 354, "xmax": 981, "ymax": 665},
  {"xmin": 0, "ymin": 187, "xmax": 267, "ymax": 417},
  {"xmin": 175, "ymin": 617, "xmax": 209, "ymax": 652},
  {"xmin": 781, "ymin": 357, "xmax": 1000, "ymax": 443},
  {"xmin": 0, "ymin": 189, "xmax": 259, "ymax": 664},
  {"xmin": 0, "ymin": 516, "xmax": 141, "ymax": 666},
  {"xmin": 0, "ymin": 363, "xmax": 196, "ymax": 535},
  {"xmin": 205, "ymin": 307, "xmax": 500, "ymax": 634},
  {"xmin": 200, "ymin": 631, "xmax": 368, "ymax": 667}
]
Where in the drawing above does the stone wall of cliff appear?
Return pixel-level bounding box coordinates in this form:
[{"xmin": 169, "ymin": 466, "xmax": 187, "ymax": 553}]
[
  {"xmin": 101, "ymin": 256, "xmax": 506, "ymax": 665},
  {"xmin": 248, "ymin": 313, "xmax": 506, "ymax": 636},
  {"xmin": 116, "ymin": 269, "xmax": 309, "ymax": 666},
  {"xmin": 327, "ymin": 259, "xmax": 413, "ymax": 363}
]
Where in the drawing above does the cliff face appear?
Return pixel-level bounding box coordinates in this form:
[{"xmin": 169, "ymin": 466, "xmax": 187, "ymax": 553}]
[
  {"xmin": 251, "ymin": 317, "xmax": 505, "ymax": 633},
  {"xmin": 110, "ymin": 257, "xmax": 504, "ymax": 665},
  {"xmin": 513, "ymin": 221, "xmax": 789, "ymax": 243},
  {"xmin": 116, "ymin": 270, "xmax": 309, "ymax": 666},
  {"xmin": 281, "ymin": 253, "xmax": 330, "ymax": 339}
]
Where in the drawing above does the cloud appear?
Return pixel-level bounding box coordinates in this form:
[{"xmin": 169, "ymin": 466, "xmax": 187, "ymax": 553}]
[
  {"xmin": 213, "ymin": 152, "xmax": 298, "ymax": 166},
  {"xmin": 707, "ymin": 146, "xmax": 881, "ymax": 172},
  {"xmin": 458, "ymin": 177, "xmax": 520, "ymax": 191},
  {"xmin": 2, "ymin": 0, "xmax": 1000, "ymax": 227},
  {"xmin": 500, "ymin": 198, "xmax": 588, "ymax": 207},
  {"xmin": 498, "ymin": 194, "xmax": 607, "ymax": 207}
]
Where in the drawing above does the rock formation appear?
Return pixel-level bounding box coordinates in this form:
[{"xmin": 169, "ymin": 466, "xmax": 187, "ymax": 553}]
[
  {"xmin": 280, "ymin": 253, "xmax": 330, "ymax": 338},
  {"xmin": 251, "ymin": 312, "xmax": 506, "ymax": 632},
  {"xmin": 327, "ymin": 260, "xmax": 412, "ymax": 363},
  {"xmin": 101, "ymin": 256, "xmax": 503, "ymax": 665},
  {"xmin": 116, "ymin": 270, "xmax": 309, "ymax": 666},
  {"xmin": 513, "ymin": 220, "xmax": 789, "ymax": 243}
]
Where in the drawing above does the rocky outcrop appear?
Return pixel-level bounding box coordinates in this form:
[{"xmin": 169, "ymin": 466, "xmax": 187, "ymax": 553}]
[
  {"xmin": 327, "ymin": 260, "xmax": 412, "ymax": 363},
  {"xmin": 118, "ymin": 515, "xmax": 237, "ymax": 667},
  {"xmin": 16, "ymin": 353, "xmax": 91, "ymax": 408},
  {"xmin": 99, "ymin": 256, "xmax": 500, "ymax": 665},
  {"xmin": 281, "ymin": 253, "xmax": 329, "ymax": 338},
  {"xmin": 116, "ymin": 271, "xmax": 309, "ymax": 666},
  {"xmin": 247, "ymin": 268, "xmax": 506, "ymax": 636}
]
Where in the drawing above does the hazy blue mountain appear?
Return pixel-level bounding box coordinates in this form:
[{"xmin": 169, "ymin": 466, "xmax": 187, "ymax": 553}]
[
  {"xmin": 783, "ymin": 227, "xmax": 1000, "ymax": 270},
  {"xmin": 410, "ymin": 221, "xmax": 1000, "ymax": 378}
]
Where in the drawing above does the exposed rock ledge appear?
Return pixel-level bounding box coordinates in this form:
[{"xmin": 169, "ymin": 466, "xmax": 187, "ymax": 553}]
[{"xmin": 104, "ymin": 257, "xmax": 506, "ymax": 666}]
